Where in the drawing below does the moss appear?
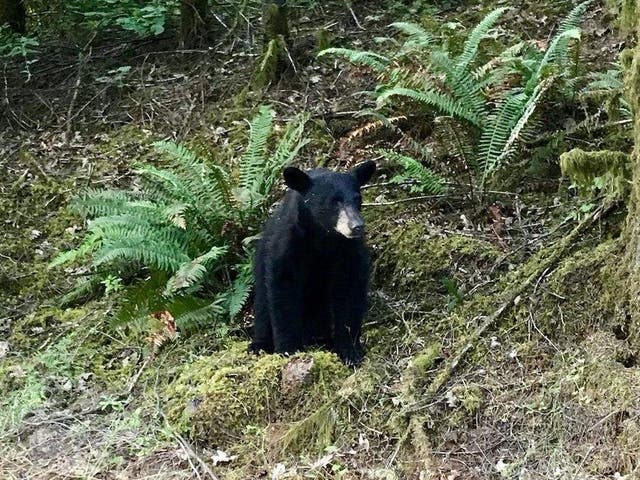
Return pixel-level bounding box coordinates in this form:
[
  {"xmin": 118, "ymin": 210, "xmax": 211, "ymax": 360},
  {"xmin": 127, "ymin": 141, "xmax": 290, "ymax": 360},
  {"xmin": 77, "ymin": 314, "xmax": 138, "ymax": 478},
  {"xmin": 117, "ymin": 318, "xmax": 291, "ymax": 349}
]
[
  {"xmin": 411, "ymin": 343, "xmax": 442, "ymax": 374},
  {"xmin": 370, "ymin": 220, "xmax": 501, "ymax": 308},
  {"xmin": 447, "ymin": 384, "xmax": 484, "ymax": 427},
  {"xmin": 10, "ymin": 307, "xmax": 89, "ymax": 351},
  {"xmin": 315, "ymin": 28, "xmax": 331, "ymax": 52},
  {"xmin": 560, "ymin": 148, "xmax": 631, "ymax": 200},
  {"xmin": 164, "ymin": 343, "xmax": 349, "ymax": 447}
]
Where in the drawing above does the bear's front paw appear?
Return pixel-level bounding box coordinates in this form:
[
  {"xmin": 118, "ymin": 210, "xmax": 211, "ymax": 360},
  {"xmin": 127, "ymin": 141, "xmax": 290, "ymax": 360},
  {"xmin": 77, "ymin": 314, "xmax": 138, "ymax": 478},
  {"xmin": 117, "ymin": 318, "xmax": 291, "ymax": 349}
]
[{"xmin": 248, "ymin": 342, "xmax": 273, "ymax": 355}]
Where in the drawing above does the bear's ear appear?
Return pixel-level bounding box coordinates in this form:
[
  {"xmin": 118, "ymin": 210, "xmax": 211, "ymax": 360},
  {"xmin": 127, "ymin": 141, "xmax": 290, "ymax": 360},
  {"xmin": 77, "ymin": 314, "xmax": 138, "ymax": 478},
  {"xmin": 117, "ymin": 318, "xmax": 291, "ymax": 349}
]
[
  {"xmin": 283, "ymin": 167, "xmax": 312, "ymax": 193},
  {"xmin": 352, "ymin": 160, "xmax": 376, "ymax": 186}
]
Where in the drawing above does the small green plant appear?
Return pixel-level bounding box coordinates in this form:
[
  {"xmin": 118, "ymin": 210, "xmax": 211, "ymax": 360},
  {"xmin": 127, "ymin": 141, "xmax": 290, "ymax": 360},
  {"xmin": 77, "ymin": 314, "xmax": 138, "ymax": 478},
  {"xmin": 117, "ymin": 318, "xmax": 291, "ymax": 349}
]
[
  {"xmin": 320, "ymin": 2, "xmax": 591, "ymax": 192},
  {"xmin": 51, "ymin": 106, "xmax": 309, "ymax": 331},
  {"xmin": 71, "ymin": 0, "xmax": 175, "ymax": 37},
  {"xmin": 441, "ymin": 277, "xmax": 462, "ymax": 311}
]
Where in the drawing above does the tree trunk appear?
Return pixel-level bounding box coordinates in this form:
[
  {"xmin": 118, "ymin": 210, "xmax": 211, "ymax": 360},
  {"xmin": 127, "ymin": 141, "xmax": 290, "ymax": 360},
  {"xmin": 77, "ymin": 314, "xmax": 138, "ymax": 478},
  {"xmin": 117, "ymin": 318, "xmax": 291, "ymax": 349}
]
[
  {"xmin": 623, "ymin": 0, "xmax": 640, "ymax": 348},
  {"xmin": 0, "ymin": 0, "xmax": 26, "ymax": 34},
  {"xmin": 180, "ymin": 0, "xmax": 208, "ymax": 47}
]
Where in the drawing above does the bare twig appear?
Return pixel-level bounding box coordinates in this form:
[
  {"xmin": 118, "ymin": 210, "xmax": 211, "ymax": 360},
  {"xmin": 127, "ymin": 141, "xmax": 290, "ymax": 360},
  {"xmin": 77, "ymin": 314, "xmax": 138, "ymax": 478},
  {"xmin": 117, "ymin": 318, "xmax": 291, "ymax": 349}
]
[
  {"xmin": 363, "ymin": 194, "xmax": 447, "ymax": 207},
  {"xmin": 344, "ymin": 1, "xmax": 364, "ymax": 30}
]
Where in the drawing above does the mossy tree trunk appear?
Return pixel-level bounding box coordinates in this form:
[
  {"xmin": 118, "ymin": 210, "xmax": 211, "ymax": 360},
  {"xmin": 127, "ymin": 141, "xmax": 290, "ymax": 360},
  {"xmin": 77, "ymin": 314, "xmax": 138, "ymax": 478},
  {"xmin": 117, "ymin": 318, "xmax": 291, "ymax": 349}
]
[
  {"xmin": 180, "ymin": 0, "xmax": 208, "ymax": 47},
  {"xmin": 0, "ymin": 0, "xmax": 26, "ymax": 34},
  {"xmin": 255, "ymin": 1, "xmax": 290, "ymax": 86},
  {"xmin": 623, "ymin": 0, "xmax": 640, "ymax": 349},
  {"xmin": 263, "ymin": 0, "xmax": 289, "ymax": 43}
]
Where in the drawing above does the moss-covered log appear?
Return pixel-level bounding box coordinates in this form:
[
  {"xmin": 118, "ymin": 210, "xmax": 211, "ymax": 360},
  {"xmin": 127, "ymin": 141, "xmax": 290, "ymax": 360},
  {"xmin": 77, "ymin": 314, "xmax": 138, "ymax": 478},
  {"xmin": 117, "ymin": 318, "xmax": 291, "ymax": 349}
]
[
  {"xmin": 623, "ymin": 0, "xmax": 640, "ymax": 350},
  {"xmin": 0, "ymin": 0, "xmax": 26, "ymax": 34},
  {"xmin": 180, "ymin": 0, "xmax": 208, "ymax": 47},
  {"xmin": 263, "ymin": 0, "xmax": 289, "ymax": 43}
]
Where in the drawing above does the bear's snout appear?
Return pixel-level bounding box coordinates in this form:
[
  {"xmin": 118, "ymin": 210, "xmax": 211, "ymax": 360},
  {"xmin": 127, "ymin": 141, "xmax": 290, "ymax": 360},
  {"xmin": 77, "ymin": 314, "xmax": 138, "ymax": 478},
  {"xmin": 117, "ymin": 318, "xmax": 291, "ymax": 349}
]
[{"xmin": 335, "ymin": 205, "xmax": 365, "ymax": 238}]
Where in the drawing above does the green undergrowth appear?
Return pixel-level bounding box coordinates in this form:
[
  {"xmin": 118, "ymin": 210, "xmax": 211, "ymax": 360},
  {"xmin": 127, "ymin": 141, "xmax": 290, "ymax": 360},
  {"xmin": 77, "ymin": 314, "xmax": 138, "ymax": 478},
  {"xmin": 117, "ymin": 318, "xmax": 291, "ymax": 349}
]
[
  {"xmin": 367, "ymin": 207, "xmax": 502, "ymax": 310},
  {"xmin": 0, "ymin": 307, "xmax": 141, "ymax": 433}
]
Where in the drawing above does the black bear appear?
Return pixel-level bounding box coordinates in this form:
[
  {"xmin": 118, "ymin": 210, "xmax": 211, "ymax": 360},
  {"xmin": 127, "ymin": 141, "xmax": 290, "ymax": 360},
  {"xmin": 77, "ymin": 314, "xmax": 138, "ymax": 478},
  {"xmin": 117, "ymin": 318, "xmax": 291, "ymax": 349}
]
[{"xmin": 250, "ymin": 161, "xmax": 376, "ymax": 366}]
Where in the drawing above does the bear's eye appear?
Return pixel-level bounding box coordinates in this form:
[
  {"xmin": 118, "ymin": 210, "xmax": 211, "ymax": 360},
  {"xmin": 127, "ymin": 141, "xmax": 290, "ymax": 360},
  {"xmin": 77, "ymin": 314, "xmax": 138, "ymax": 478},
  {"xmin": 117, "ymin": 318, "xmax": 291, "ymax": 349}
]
[{"xmin": 332, "ymin": 195, "xmax": 343, "ymax": 203}]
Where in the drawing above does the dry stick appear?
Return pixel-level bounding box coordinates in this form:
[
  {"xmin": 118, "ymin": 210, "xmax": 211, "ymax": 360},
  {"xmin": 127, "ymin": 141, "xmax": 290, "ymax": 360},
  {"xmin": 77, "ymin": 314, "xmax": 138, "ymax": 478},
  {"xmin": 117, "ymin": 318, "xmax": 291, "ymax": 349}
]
[
  {"xmin": 63, "ymin": 33, "xmax": 96, "ymax": 142},
  {"xmin": 407, "ymin": 202, "xmax": 613, "ymax": 414},
  {"xmin": 363, "ymin": 194, "xmax": 447, "ymax": 207},
  {"xmin": 65, "ymin": 53, "xmax": 84, "ymax": 142}
]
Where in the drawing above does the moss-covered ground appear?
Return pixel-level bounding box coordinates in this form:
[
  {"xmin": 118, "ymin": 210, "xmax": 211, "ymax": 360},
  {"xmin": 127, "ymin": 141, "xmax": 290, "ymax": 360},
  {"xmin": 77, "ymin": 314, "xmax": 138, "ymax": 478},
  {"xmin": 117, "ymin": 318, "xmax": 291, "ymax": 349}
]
[{"xmin": 2, "ymin": 1, "xmax": 639, "ymax": 478}]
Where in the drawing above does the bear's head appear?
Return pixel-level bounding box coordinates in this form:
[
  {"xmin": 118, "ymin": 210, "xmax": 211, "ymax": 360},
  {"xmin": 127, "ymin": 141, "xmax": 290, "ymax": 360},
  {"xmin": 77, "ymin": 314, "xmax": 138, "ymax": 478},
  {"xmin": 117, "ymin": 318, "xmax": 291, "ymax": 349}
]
[{"xmin": 283, "ymin": 161, "xmax": 376, "ymax": 239}]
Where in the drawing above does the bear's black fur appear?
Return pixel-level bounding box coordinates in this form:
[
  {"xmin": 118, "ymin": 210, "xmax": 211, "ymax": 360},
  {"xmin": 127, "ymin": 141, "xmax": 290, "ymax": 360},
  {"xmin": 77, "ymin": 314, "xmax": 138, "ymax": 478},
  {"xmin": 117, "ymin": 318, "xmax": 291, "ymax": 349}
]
[{"xmin": 250, "ymin": 161, "xmax": 376, "ymax": 366}]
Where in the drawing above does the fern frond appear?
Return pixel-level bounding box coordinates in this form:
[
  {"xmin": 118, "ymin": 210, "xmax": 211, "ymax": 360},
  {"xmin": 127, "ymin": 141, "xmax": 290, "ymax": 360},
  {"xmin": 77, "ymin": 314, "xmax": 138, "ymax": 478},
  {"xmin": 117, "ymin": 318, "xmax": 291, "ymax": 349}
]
[
  {"xmin": 457, "ymin": 7, "xmax": 509, "ymax": 71},
  {"xmin": 136, "ymin": 164, "xmax": 195, "ymax": 203},
  {"xmin": 164, "ymin": 245, "xmax": 228, "ymax": 296},
  {"xmin": 318, "ymin": 48, "xmax": 390, "ymax": 71},
  {"xmin": 226, "ymin": 260, "xmax": 254, "ymax": 318},
  {"xmin": 390, "ymin": 22, "xmax": 433, "ymax": 50},
  {"xmin": 429, "ymin": 49, "xmax": 487, "ymax": 119},
  {"xmin": 174, "ymin": 295, "xmax": 226, "ymax": 332},
  {"xmin": 238, "ymin": 105, "xmax": 273, "ymax": 204},
  {"xmin": 473, "ymin": 40, "xmax": 530, "ymax": 81},
  {"xmin": 558, "ymin": 0, "xmax": 593, "ymax": 33},
  {"xmin": 580, "ymin": 70, "xmax": 623, "ymax": 93},
  {"xmin": 92, "ymin": 237, "xmax": 189, "ymax": 272},
  {"xmin": 379, "ymin": 149, "xmax": 446, "ymax": 194},
  {"xmin": 49, "ymin": 233, "xmax": 101, "ymax": 268},
  {"xmin": 153, "ymin": 140, "xmax": 233, "ymax": 218},
  {"xmin": 377, "ymin": 87, "xmax": 482, "ymax": 126},
  {"xmin": 88, "ymin": 215, "xmax": 188, "ymax": 252},
  {"xmin": 59, "ymin": 276, "xmax": 104, "ymax": 307},
  {"xmin": 263, "ymin": 112, "xmax": 309, "ymax": 199},
  {"xmin": 162, "ymin": 203, "xmax": 190, "ymax": 229},
  {"xmin": 477, "ymin": 90, "xmax": 528, "ymax": 174},
  {"xmin": 527, "ymin": 28, "xmax": 581, "ymax": 92},
  {"xmin": 72, "ymin": 189, "xmax": 136, "ymax": 218},
  {"xmin": 479, "ymin": 77, "xmax": 554, "ymax": 178}
]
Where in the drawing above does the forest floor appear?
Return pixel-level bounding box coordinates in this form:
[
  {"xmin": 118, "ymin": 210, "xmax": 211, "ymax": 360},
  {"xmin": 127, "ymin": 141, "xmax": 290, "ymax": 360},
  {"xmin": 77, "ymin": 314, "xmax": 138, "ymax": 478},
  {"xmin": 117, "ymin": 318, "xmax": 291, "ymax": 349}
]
[{"xmin": 2, "ymin": 1, "xmax": 639, "ymax": 479}]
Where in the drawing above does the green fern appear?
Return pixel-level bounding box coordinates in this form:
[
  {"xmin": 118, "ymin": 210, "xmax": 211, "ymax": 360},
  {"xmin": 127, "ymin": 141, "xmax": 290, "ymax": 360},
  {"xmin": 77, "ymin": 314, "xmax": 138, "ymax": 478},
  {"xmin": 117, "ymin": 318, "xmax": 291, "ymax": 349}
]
[
  {"xmin": 225, "ymin": 256, "xmax": 254, "ymax": 319},
  {"xmin": 580, "ymin": 67, "xmax": 632, "ymax": 119},
  {"xmin": 379, "ymin": 149, "xmax": 447, "ymax": 194},
  {"xmin": 526, "ymin": 28, "xmax": 581, "ymax": 92},
  {"xmin": 321, "ymin": 5, "xmax": 588, "ymax": 192},
  {"xmin": 53, "ymin": 105, "xmax": 308, "ymax": 331},
  {"xmin": 164, "ymin": 246, "xmax": 229, "ymax": 297},
  {"xmin": 456, "ymin": 7, "xmax": 509, "ymax": 71},
  {"xmin": 239, "ymin": 105, "xmax": 273, "ymax": 200},
  {"xmin": 174, "ymin": 295, "xmax": 227, "ymax": 332},
  {"xmin": 390, "ymin": 22, "xmax": 433, "ymax": 50},
  {"xmin": 377, "ymin": 87, "xmax": 482, "ymax": 126},
  {"xmin": 479, "ymin": 77, "xmax": 556, "ymax": 181},
  {"xmin": 559, "ymin": 0, "xmax": 593, "ymax": 32}
]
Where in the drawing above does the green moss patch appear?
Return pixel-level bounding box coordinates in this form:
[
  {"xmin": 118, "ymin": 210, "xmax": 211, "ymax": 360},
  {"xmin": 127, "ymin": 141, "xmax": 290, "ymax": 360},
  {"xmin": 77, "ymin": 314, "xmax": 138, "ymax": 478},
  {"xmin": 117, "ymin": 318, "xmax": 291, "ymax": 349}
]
[
  {"xmin": 164, "ymin": 343, "xmax": 349, "ymax": 449},
  {"xmin": 370, "ymin": 220, "xmax": 501, "ymax": 308}
]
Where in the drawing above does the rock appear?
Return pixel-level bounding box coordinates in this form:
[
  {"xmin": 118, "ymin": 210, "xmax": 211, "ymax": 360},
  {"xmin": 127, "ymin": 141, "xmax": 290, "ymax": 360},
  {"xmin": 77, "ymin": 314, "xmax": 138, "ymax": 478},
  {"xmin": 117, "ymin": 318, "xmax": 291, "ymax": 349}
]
[
  {"xmin": 0, "ymin": 341, "xmax": 9, "ymax": 358},
  {"xmin": 281, "ymin": 356, "xmax": 315, "ymax": 394}
]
